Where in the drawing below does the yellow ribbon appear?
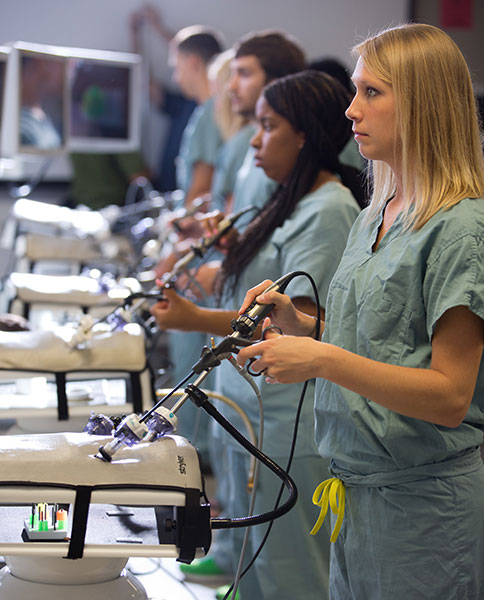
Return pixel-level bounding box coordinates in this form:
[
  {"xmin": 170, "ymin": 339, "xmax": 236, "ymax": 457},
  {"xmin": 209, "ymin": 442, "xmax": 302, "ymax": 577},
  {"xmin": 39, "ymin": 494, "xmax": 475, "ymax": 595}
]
[{"xmin": 310, "ymin": 477, "xmax": 346, "ymax": 542}]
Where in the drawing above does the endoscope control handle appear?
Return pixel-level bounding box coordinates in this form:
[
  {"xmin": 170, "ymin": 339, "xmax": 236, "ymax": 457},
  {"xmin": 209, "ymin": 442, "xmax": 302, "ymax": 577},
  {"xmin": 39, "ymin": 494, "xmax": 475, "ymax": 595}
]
[{"xmin": 230, "ymin": 279, "xmax": 286, "ymax": 339}]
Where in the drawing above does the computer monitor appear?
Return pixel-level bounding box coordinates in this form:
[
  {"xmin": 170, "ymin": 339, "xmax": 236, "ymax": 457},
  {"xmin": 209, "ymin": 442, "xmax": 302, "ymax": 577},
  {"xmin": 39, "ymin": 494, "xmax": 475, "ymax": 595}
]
[
  {"xmin": 0, "ymin": 41, "xmax": 68, "ymax": 157},
  {"xmin": 0, "ymin": 42, "xmax": 142, "ymax": 159},
  {"xmin": 67, "ymin": 48, "xmax": 142, "ymax": 153}
]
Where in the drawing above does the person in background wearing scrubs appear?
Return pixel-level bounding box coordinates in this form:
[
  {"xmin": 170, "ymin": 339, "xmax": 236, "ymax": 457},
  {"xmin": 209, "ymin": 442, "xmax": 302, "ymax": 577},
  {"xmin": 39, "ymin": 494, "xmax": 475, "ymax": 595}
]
[
  {"xmin": 159, "ymin": 32, "xmax": 308, "ymax": 503},
  {"xmin": 150, "ymin": 69, "xmax": 364, "ymax": 600},
  {"xmin": 207, "ymin": 48, "xmax": 249, "ymax": 213},
  {"xmin": 237, "ymin": 23, "xmax": 484, "ymax": 600},
  {"xmin": 130, "ymin": 3, "xmax": 197, "ymax": 192},
  {"xmin": 168, "ymin": 31, "xmax": 308, "ymax": 594},
  {"xmin": 168, "ymin": 25, "xmax": 225, "ymax": 208},
  {"xmin": 227, "ymin": 30, "xmax": 307, "ymax": 221},
  {"xmin": 156, "ymin": 49, "xmax": 248, "ymax": 481},
  {"xmin": 156, "ymin": 24, "xmax": 224, "ymax": 440},
  {"xmin": 132, "ymin": 5, "xmax": 225, "ymax": 203}
]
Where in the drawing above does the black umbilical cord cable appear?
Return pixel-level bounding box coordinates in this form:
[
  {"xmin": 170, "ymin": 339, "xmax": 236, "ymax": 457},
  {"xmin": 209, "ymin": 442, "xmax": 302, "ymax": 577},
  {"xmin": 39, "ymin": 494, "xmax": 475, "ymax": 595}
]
[{"xmin": 222, "ymin": 271, "xmax": 321, "ymax": 599}]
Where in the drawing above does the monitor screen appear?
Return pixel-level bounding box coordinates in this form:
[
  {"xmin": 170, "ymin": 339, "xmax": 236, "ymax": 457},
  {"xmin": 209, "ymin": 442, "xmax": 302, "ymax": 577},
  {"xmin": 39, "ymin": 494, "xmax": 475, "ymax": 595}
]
[
  {"xmin": 0, "ymin": 42, "xmax": 141, "ymax": 161},
  {"xmin": 67, "ymin": 50, "xmax": 141, "ymax": 153},
  {"xmin": 18, "ymin": 49, "xmax": 67, "ymax": 153},
  {"xmin": 69, "ymin": 59, "xmax": 130, "ymax": 140}
]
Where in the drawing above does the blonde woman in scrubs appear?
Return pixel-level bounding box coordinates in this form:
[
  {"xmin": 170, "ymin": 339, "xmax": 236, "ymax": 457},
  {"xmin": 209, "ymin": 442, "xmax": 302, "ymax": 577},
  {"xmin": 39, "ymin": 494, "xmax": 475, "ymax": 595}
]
[{"xmin": 237, "ymin": 23, "xmax": 484, "ymax": 600}]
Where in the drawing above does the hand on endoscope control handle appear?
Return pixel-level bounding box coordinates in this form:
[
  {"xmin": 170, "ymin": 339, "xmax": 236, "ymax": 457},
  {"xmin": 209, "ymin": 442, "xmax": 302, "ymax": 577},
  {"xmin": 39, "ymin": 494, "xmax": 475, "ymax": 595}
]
[
  {"xmin": 237, "ymin": 317, "xmax": 324, "ymax": 384},
  {"xmin": 153, "ymin": 238, "xmax": 194, "ymax": 279},
  {"xmin": 199, "ymin": 210, "xmax": 239, "ymax": 253},
  {"xmin": 174, "ymin": 217, "xmax": 204, "ymax": 239},
  {"xmin": 239, "ymin": 280, "xmax": 317, "ymax": 337},
  {"xmin": 175, "ymin": 261, "xmax": 220, "ymax": 300},
  {"xmin": 150, "ymin": 285, "xmax": 201, "ymax": 332},
  {"xmin": 170, "ymin": 195, "xmax": 211, "ymax": 237}
]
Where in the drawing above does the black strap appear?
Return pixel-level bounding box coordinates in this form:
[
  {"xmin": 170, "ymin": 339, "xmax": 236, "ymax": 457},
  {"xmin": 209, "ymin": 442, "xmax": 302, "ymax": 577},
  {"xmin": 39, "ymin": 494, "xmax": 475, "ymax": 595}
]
[
  {"xmin": 55, "ymin": 372, "xmax": 68, "ymax": 420},
  {"xmin": 129, "ymin": 372, "xmax": 142, "ymax": 413},
  {"xmin": 177, "ymin": 488, "xmax": 204, "ymax": 564},
  {"xmin": 65, "ymin": 485, "xmax": 92, "ymax": 559},
  {"xmin": 154, "ymin": 505, "xmax": 172, "ymax": 545}
]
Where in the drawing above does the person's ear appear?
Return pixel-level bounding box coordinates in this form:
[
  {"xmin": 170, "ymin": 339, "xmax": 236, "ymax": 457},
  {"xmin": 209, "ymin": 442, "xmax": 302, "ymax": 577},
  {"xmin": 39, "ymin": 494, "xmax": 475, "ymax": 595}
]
[{"xmin": 297, "ymin": 132, "xmax": 306, "ymax": 150}]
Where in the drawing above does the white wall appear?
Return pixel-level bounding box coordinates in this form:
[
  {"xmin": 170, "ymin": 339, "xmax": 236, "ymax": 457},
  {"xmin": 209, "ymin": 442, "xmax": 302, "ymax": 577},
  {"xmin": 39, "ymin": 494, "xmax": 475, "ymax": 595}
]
[
  {"xmin": 0, "ymin": 0, "xmax": 409, "ymax": 179},
  {"xmin": 0, "ymin": 0, "xmax": 409, "ymax": 75},
  {"xmin": 414, "ymin": 0, "xmax": 484, "ymax": 94}
]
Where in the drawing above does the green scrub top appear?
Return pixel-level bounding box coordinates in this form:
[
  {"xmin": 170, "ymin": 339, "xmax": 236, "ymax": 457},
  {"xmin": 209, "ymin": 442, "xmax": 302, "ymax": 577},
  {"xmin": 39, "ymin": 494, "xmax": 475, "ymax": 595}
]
[
  {"xmin": 316, "ymin": 197, "xmax": 484, "ymax": 477},
  {"xmin": 175, "ymin": 97, "xmax": 223, "ymax": 194},
  {"xmin": 216, "ymin": 181, "xmax": 360, "ymax": 457}
]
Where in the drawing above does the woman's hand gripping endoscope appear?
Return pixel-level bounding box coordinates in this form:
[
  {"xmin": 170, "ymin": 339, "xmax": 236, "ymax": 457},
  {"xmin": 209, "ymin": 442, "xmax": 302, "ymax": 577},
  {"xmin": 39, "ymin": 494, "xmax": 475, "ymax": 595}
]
[
  {"xmin": 94, "ymin": 272, "xmax": 298, "ymax": 463},
  {"xmin": 190, "ymin": 272, "xmax": 297, "ymax": 374}
]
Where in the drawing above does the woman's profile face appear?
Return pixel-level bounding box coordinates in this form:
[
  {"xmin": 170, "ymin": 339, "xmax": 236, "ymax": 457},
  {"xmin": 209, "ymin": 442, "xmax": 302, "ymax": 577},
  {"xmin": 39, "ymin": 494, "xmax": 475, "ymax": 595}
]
[
  {"xmin": 250, "ymin": 95, "xmax": 305, "ymax": 184},
  {"xmin": 345, "ymin": 57, "xmax": 398, "ymax": 168}
]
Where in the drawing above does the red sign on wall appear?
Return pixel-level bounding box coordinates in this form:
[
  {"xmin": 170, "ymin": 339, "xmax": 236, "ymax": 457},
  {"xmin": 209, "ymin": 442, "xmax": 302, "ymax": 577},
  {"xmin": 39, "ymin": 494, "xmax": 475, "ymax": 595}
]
[{"xmin": 441, "ymin": 0, "xmax": 473, "ymax": 29}]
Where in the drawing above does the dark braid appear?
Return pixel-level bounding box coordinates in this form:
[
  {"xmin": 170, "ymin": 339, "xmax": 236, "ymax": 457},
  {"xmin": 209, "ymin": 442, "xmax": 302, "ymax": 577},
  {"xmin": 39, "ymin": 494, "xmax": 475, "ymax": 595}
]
[{"xmin": 216, "ymin": 70, "xmax": 365, "ymax": 299}]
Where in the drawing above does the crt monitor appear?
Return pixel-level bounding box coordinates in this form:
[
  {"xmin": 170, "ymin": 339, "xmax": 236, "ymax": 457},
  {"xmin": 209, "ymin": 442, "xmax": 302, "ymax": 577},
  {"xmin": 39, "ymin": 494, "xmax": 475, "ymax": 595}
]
[
  {"xmin": 67, "ymin": 49, "xmax": 142, "ymax": 153},
  {"xmin": 0, "ymin": 42, "xmax": 141, "ymax": 158}
]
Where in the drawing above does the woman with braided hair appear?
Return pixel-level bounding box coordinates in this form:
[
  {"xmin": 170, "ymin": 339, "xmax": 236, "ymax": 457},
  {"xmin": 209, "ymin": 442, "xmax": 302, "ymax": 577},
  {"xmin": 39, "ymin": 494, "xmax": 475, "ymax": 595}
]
[{"xmin": 151, "ymin": 70, "xmax": 363, "ymax": 599}]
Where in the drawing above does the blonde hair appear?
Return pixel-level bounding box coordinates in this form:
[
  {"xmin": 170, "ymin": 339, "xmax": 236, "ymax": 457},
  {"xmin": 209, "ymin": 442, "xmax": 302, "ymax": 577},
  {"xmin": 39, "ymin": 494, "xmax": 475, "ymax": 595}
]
[
  {"xmin": 354, "ymin": 23, "xmax": 484, "ymax": 229},
  {"xmin": 208, "ymin": 49, "xmax": 246, "ymax": 141}
]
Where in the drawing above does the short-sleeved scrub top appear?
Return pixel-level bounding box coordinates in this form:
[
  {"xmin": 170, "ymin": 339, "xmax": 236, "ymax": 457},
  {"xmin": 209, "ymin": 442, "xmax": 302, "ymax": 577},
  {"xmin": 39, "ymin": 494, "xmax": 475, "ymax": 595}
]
[
  {"xmin": 316, "ymin": 196, "xmax": 484, "ymax": 474},
  {"xmin": 175, "ymin": 97, "xmax": 223, "ymax": 194}
]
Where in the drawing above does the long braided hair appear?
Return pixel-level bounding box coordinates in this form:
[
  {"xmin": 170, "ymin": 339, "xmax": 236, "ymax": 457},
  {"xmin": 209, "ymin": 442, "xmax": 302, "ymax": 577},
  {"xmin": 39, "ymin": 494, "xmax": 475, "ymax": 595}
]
[{"xmin": 215, "ymin": 70, "xmax": 365, "ymax": 299}]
